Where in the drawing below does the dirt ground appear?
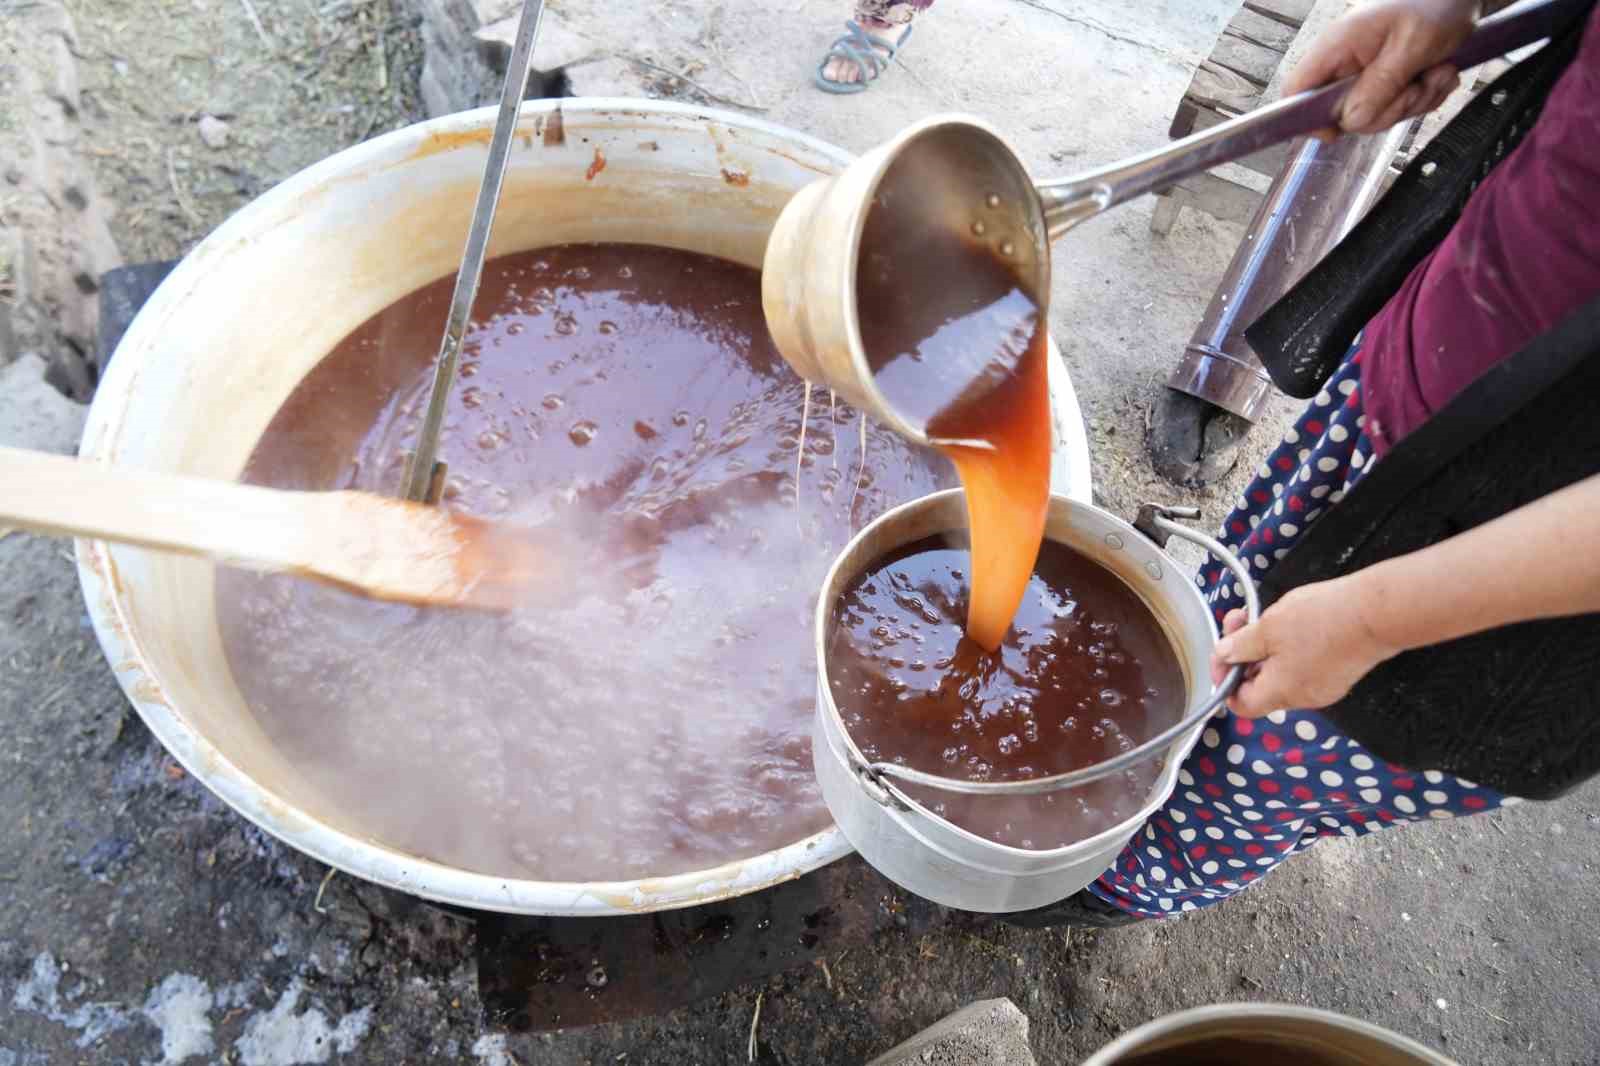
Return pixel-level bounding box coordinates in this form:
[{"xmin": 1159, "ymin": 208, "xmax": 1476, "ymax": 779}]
[
  {"xmin": 66, "ymin": 0, "xmax": 427, "ymax": 264},
  {"xmin": 4, "ymin": 1, "xmax": 1599, "ymax": 1064}
]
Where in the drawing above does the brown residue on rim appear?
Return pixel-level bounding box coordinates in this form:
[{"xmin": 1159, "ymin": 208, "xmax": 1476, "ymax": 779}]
[
  {"xmin": 543, "ymin": 106, "xmax": 566, "ymax": 147},
  {"xmin": 76, "ymin": 539, "xmax": 123, "ymax": 631},
  {"xmin": 720, "ymin": 167, "xmax": 750, "ymax": 187},
  {"xmin": 638, "ymin": 140, "xmax": 660, "ymax": 152},
  {"xmin": 586, "ymin": 147, "xmax": 607, "ymax": 181},
  {"xmin": 409, "ymin": 127, "xmax": 494, "ymax": 160},
  {"xmin": 130, "ymin": 675, "xmax": 168, "ymax": 707}
]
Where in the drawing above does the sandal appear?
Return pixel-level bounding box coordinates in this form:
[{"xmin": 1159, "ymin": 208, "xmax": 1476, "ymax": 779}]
[{"xmin": 814, "ymin": 19, "xmax": 913, "ymax": 94}]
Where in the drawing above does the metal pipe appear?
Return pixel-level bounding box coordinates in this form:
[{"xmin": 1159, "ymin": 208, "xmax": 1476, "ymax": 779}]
[{"xmin": 1166, "ymin": 121, "xmax": 1410, "ymax": 421}]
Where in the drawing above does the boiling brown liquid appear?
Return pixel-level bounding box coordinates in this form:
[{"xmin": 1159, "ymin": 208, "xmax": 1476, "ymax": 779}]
[
  {"xmin": 216, "ymin": 244, "xmax": 953, "ymax": 881},
  {"xmin": 827, "ymin": 538, "xmax": 1183, "ymax": 846},
  {"xmin": 856, "ymin": 158, "xmax": 1051, "ymax": 652}
]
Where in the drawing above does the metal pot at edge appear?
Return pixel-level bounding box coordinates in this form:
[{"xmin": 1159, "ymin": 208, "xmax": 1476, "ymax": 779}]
[{"xmin": 1080, "ymin": 1003, "xmax": 1459, "ymax": 1065}]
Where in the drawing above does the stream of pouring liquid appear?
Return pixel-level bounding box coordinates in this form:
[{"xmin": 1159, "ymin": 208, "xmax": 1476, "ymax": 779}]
[
  {"xmin": 930, "ymin": 321, "xmax": 1052, "ymax": 651},
  {"xmin": 855, "ymin": 159, "xmax": 1054, "ymax": 652},
  {"xmin": 861, "ymin": 263, "xmax": 1052, "ymax": 653}
]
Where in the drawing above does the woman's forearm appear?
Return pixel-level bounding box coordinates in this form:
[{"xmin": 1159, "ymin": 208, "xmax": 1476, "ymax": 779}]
[{"xmin": 1351, "ymin": 473, "xmax": 1600, "ymax": 654}]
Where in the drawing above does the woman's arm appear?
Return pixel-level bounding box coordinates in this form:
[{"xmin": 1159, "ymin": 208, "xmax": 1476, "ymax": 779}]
[
  {"xmin": 1211, "ymin": 473, "xmax": 1600, "ymax": 717},
  {"xmin": 1356, "ymin": 471, "xmax": 1600, "ymax": 649}
]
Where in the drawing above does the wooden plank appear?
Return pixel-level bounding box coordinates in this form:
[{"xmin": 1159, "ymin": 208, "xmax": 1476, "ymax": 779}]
[
  {"xmin": 1149, "ymin": 187, "xmax": 1189, "ymax": 235},
  {"xmin": 1160, "ymin": 0, "xmax": 1355, "ymax": 229},
  {"xmin": 1187, "ymin": 60, "xmax": 1263, "ymax": 112},
  {"xmin": 1169, "ymin": 99, "xmax": 1203, "ymax": 139},
  {"xmin": 1243, "ymin": 0, "xmax": 1317, "ymax": 28},
  {"xmin": 1213, "ymin": 31, "xmax": 1287, "ymax": 86},
  {"xmin": 1227, "ymin": 7, "xmax": 1297, "ymax": 52},
  {"xmin": 1261, "ymin": 0, "xmax": 1354, "ymax": 103},
  {"xmin": 1167, "ymin": 170, "xmax": 1265, "ymax": 228},
  {"xmin": 1183, "ymin": 107, "xmax": 1294, "ymax": 176}
]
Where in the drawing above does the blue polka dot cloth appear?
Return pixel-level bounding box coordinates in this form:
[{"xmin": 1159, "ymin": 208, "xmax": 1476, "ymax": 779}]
[{"xmin": 1087, "ymin": 347, "xmax": 1509, "ymax": 918}]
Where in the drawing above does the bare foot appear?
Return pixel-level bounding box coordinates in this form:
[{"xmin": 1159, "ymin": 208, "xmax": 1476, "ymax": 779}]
[{"xmin": 819, "ymin": 21, "xmax": 910, "ymax": 87}]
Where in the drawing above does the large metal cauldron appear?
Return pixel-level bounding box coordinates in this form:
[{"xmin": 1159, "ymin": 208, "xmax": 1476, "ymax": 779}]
[{"xmin": 76, "ymin": 100, "xmax": 1091, "ymax": 916}]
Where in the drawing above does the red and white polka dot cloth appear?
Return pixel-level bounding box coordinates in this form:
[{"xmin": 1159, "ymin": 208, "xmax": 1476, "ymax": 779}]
[{"xmin": 1088, "ymin": 348, "xmax": 1508, "ymax": 918}]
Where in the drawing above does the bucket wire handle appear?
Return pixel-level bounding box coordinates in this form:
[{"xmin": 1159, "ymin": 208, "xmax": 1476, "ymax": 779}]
[{"xmin": 858, "ymin": 504, "xmax": 1259, "ymax": 802}]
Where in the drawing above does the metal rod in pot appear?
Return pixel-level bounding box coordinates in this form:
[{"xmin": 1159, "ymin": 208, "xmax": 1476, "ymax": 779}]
[{"xmin": 401, "ymin": 0, "xmax": 546, "ymax": 503}]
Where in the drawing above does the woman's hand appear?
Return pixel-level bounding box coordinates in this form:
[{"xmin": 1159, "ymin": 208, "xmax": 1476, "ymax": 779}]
[
  {"xmin": 1207, "ymin": 576, "xmax": 1401, "ymax": 718},
  {"xmin": 1208, "ymin": 473, "xmax": 1600, "ymax": 717},
  {"xmin": 1287, "ymin": 0, "xmax": 1477, "ymax": 139}
]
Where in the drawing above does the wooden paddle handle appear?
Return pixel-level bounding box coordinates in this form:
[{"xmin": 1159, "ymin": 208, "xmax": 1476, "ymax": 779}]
[{"xmin": 0, "ymin": 444, "xmax": 324, "ymax": 574}]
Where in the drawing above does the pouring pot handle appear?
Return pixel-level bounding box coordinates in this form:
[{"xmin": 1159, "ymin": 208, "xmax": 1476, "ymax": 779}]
[
  {"xmin": 862, "ymin": 505, "xmax": 1259, "ymax": 800},
  {"xmin": 1034, "ymin": 0, "xmax": 1587, "ymax": 239}
]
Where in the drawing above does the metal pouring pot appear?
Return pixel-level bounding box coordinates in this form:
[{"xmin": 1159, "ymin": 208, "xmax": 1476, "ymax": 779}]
[
  {"xmin": 814, "ymin": 490, "xmax": 1259, "ymax": 913},
  {"xmin": 1079, "ymin": 1003, "xmax": 1460, "ymax": 1065},
  {"xmin": 761, "ymin": 0, "xmax": 1580, "ymax": 431}
]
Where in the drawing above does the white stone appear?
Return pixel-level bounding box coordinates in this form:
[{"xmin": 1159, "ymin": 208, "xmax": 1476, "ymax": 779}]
[
  {"xmin": 0, "ymin": 353, "xmax": 88, "ymax": 452},
  {"xmin": 197, "ymin": 114, "xmax": 231, "ymax": 149},
  {"xmin": 867, "ymin": 999, "xmax": 1036, "ymax": 1066}
]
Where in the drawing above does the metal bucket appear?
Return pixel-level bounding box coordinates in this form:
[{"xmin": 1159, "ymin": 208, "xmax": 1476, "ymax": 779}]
[
  {"xmin": 814, "ymin": 491, "xmax": 1257, "ymax": 913},
  {"xmin": 1080, "ymin": 1003, "xmax": 1459, "ymax": 1065},
  {"xmin": 75, "ymin": 100, "xmax": 1093, "ymax": 916}
]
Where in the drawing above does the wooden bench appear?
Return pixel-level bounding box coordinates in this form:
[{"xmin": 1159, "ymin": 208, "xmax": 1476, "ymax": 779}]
[
  {"xmin": 1152, "ymin": 0, "xmax": 1509, "ymax": 235},
  {"xmin": 1151, "ymin": 0, "xmax": 1333, "ymax": 234}
]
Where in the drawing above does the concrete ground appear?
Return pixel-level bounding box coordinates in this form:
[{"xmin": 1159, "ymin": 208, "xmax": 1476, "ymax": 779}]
[{"xmin": 3, "ymin": 0, "xmax": 1598, "ymax": 1063}]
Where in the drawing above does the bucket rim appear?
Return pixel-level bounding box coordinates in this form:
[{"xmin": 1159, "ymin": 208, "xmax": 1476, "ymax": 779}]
[{"xmin": 814, "ymin": 489, "xmax": 1256, "ymax": 861}]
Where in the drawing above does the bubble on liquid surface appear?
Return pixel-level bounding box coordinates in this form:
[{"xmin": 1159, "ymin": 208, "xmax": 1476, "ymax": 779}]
[{"xmin": 216, "ymin": 243, "xmax": 955, "ymax": 884}]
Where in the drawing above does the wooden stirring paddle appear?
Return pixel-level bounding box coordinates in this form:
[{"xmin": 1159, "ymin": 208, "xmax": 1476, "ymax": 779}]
[{"xmin": 0, "ymin": 444, "xmax": 551, "ymax": 610}]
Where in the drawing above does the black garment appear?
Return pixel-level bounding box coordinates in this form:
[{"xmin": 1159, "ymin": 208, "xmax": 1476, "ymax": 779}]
[{"xmin": 1243, "ymin": 6, "xmax": 1600, "ymax": 799}]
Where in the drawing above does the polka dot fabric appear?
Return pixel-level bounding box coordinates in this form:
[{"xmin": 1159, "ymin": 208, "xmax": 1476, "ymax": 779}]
[{"xmin": 1087, "ymin": 348, "xmax": 1507, "ymax": 918}]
